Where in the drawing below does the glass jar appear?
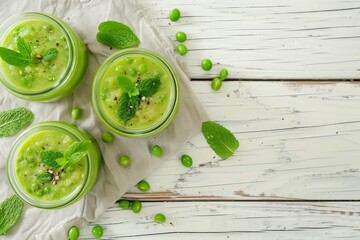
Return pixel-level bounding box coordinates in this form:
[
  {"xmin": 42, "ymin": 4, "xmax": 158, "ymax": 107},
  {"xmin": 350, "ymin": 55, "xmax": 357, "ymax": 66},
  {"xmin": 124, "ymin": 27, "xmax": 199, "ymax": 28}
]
[
  {"xmin": 92, "ymin": 48, "xmax": 180, "ymax": 138},
  {"xmin": 0, "ymin": 12, "xmax": 88, "ymax": 101},
  {"xmin": 6, "ymin": 121, "xmax": 102, "ymax": 209}
]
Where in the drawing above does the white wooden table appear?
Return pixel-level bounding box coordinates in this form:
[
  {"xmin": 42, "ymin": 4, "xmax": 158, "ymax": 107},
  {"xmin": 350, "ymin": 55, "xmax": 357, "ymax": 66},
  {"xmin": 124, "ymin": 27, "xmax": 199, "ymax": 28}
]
[{"xmin": 81, "ymin": 1, "xmax": 360, "ymax": 239}]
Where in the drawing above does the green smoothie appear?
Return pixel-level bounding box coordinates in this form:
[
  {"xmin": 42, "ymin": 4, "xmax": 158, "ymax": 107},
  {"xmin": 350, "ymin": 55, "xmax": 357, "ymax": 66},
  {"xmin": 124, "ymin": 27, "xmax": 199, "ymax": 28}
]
[
  {"xmin": 99, "ymin": 55, "xmax": 171, "ymax": 129},
  {"xmin": 0, "ymin": 19, "xmax": 69, "ymax": 92},
  {"xmin": 16, "ymin": 130, "xmax": 86, "ymax": 202}
]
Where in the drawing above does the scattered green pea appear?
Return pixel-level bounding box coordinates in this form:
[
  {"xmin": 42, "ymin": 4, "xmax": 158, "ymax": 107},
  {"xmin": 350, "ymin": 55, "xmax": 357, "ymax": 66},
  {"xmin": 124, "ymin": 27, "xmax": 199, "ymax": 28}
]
[
  {"xmin": 68, "ymin": 226, "xmax": 80, "ymax": 240},
  {"xmin": 177, "ymin": 44, "xmax": 187, "ymax": 56},
  {"xmin": 119, "ymin": 155, "xmax": 131, "ymax": 167},
  {"xmin": 119, "ymin": 200, "xmax": 131, "ymax": 209},
  {"xmin": 201, "ymin": 59, "xmax": 213, "ymax": 71},
  {"xmin": 169, "ymin": 8, "xmax": 181, "ymax": 22},
  {"xmin": 154, "ymin": 213, "xmax": 166, "ymax": 224},
  {"xmin": 92, "ymin": 225, "xmax": 104, "ymax": 239},
  {"xmin": 138, "ymin": 63, "xmax": 147, "ymax": 74},
  {"xmin": 220, "ymin": 68, "xmax": 228, "ymax": 80},
  {"xmin": 211, "ymin": 78, "xmax": 222, "ymax": 91},
  {"xmin": 101, "ymin": 131, "xmax": 114, "ymax": 143},
  {"xmin": 125, "ymin": 57, "xmax": 133, "ymax": 64},
  {"xmin": 153, "ymin": 70, "xmax": 162, "ymax": 79},
  {"xmin": 138, "ymin": 180, "xmax": 151, "ymax": 192},
  {"xmin": 71, "ymin": 107, "xmax": 82, "ymax": 120},
  {"xmin": 176, "ymin": 32, "xmax": 187, "ymax": 42},
  {"xmin": 131, "ymin": 200, "xmax": 142, "ymax": 213},
  {"xmin": 128, "ymin": 67, "xmax": 137, "ymax": 76},
  {"xmin": 180, "ymin": 154, "xmax": 193, "ymax": 168},
  {"xmin": 151, "ymin": 145, "xmax": 163, "ymax": 157}
]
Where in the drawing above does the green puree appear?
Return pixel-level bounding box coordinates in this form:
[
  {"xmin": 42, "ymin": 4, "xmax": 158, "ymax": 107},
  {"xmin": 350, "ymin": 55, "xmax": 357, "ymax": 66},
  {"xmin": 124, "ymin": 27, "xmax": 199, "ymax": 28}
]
[
  {"xmin": 16, "ymin": 130, "xmax": 86, "ymax": 202},
  {"xmin": 100, "ymin": 56, "xmax": 171, "ymax": 129},
  {"xmin": 0, "ymin": 19, "xmax": 69, "ymax": 92}
]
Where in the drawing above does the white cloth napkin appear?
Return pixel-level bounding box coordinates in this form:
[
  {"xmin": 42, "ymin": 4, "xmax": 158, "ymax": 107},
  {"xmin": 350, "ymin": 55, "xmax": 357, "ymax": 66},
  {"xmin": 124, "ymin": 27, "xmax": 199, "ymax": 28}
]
[{"xmin": 0, "ymin": 0, "xmax": 208, "ymax": 239}]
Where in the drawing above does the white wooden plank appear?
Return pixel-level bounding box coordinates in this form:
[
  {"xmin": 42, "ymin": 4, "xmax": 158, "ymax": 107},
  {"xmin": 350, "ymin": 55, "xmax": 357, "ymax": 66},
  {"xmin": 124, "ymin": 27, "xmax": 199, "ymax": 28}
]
[
  {"xmin": 138, "ymin": 0, "xmax": 360, "ymax": 79},
  {"xmin": 81, "ymin": 201, "xmax": 360, "ymax": 239},
  {"xmin": 120, "ymin": 81, "xmax": 360, "ymax": 200}
]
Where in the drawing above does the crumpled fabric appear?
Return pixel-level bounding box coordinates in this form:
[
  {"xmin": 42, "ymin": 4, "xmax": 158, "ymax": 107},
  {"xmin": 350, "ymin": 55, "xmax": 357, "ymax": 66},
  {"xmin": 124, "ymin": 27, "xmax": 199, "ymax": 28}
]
[{"xmin": 0, "ymin": 0, "xmax": 208, "ymax": 239}]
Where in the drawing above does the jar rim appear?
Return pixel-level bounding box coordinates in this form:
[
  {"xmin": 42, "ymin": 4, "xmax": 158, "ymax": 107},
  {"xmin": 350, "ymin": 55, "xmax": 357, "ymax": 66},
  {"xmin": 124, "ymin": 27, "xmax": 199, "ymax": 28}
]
[
  {"xmin": 0, "ymin": 12, "xmax": 74, "ymax": 97},
  {"xmin": 92, "ymin": 48, "xmax": 180, "ymax": 138},
  {"xmin": 6, "ymin": 121, "xmax": 90, "ymax": 209}
]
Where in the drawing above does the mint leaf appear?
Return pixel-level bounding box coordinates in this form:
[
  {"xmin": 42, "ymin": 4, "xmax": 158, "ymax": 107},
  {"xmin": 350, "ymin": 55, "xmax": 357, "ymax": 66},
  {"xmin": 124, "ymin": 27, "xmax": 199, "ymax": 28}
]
[
  {"xmin": 43, "ymin": 48, "xmax": 58, "ymax": 62},
  {"xmin": 0, "ymin": 108, "xmax": 34, "ymax": 137},
  {"xmin": 138, "ymin": 77, "xmax": 161, "ymax": 97},
  {"xmin": 0, "ymin": 195, "xmax": 24, "ymax": 235},
  {"xmin": 40, "ymin": 151, "xmax": 63, "ymax": 168},
  {"xmin": 64, "ymin": 140, "xmax": 91, "ymax": 165},
  {"xmin": 37, "ymin": 173, "xmax": 52, "ymax": 183},
  {"xmin": 117, "ymin": 93, "xmax": 138, "ymax": 122},
  {"xmin": 201, "ymin": 121, "xmax": 239, "ymax": 159},
  {"xmin": 96, "ymin": 21, "xmax": 140, "ymax": 49},
  {"xmin": 55, "ymin": 158, "xmax": 68, "ymax": 169},
  {"xmin": 0, "ymin": 47, "xmax": 30, "ymax": 67},
  {"xmin": 17, "ymin": 36, "xmax": 32, "ymax": 60},
  {"xmin": 117, "ymin": 76, "xmax": 139, "ymax": 97}
]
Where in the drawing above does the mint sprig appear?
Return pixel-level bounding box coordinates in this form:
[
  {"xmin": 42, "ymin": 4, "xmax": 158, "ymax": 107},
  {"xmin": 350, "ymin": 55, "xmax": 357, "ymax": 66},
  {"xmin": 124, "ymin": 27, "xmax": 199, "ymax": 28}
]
[
  {"xmin": 202, "ymin": 121, "xmax": 239, "ymax": 159},
  {"xmin": 0, "ymin": 36, "xmax": 58, "ymax": 67},
  {"xmin": 40, "ymin": 140, "xmax": 91, "ymax": 170},
  {"xmin": 96, "ymin": 21, "xmax": 140, "ymax": 49},
  {"xmin": 116, "ymin": 76, "xmax": 161, "ymax": 123}
]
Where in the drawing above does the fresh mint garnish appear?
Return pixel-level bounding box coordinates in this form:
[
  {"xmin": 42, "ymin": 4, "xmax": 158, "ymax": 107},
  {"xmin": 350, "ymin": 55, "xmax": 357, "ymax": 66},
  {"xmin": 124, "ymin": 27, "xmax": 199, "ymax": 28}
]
[
  {"xmin": 117, "ymin": 76, "xmax": 139, "ymax": 97},
  {"xmin": 40, "ymin": 151, "xmax": 63, "ymax": 168},
  {"xmin": 138, "ymin": 77, "xmax": 161, "ymax": 97},
  {"xmin": 37, "ymin": 173, "xmax": 53, "ymax": 183},
  {"xmin": 0, "ymin": 36, "xmax": 58, "ymax": 67},
  {"xmin": 115, "ymin": 76, "xmax": 161, "ymax": 123},
  {"xmin": 0, "ymin": 194, "xmax": 24, "ymax": 235},
  {"xmin": 40, "ymin": 140, "xmax": 91, "ymax": 169},
  {"xmin": 0, "ymin": 108, "xmax": 34, "ymax": 137},
  {"xmin": 117, "ymin": 94, "xmax": 138, "ymax": 122},
  {"xmin": 43, "ymin": 48, "xmax": 58, "ymax": 62},
  {"xmin": 17, "ymin": 36, "xmax": 32, "ymax": 60},
  {"xmin": 0, "ymin": 47, "xmax": 30, "ymax": 67},
  {"xmin": 64, "ymin": 140, "xmax": 91, "ymax": 165},
  {"xmin": 202, "ymin": 121, "xmax": 239, "ymax": 159},
  {"xmin": 96, "ymin": 21, "xmax": 140, "ymax": 49}
]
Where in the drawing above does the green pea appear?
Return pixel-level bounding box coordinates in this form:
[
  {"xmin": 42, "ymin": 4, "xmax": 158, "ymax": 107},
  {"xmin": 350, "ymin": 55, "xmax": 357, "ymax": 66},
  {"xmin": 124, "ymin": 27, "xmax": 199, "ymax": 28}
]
[
  {"xmin": 119, "ymin": 200, "xmax": 131, "ymax": 209},
  {"xmin": 125, "ymin": 57, "xmax": 133, "ymax": 64},
  {"xmin": 138, "ymin": 180, "xmax": 150, "ymax": 192},
  {"xmin": 169, "ymin": 8, "xmax": 181, "ymax": 22},
  {"xmin": 177, "ymin": 44, "xmax": 187, "ymax": 56},
  {"xmin": 176, "ymin": 32, "xmax": 187, "ymax": 42},
  {"xmin": 153, "ymin": 70, "xmax": 162, "ymax": 79},
  {"xmin": 154, "ymin": 213, "xmax": 166, "ymax": 224},
  {"xmin": 101, "ymin": 131, "xmax": 114, "ymax": 143},
  {"xmin": 201, "ymin": 59, "xmax": 213, "ymax": 71},
  {"xmin": 131, "ymin": 200, "xmax": 142, "ymax": 214},
  {"xmin": 119, "ymin": 155, "xmax": 131, "ymax": 167},
  {"xmin": 71, "ymin": 107, "xmax": 82, "ymax": 120},
  {"xmin": 220, "ymin": 68, "xmax": 228, "ymax": 80},
  {"xmin": 151, "ymin": 145, "xmax": 163, "ymax": 157},
  {"xmin": 128, "ymin": 68, "xmax": 137, "ymax": 76},
  {"xmin": 68, "ymin": 226, "xmax": 80, "ymax": 240},
  {"xmin": 138, "ymin": 63, "xmax": 148, "ymax": 74},
  {"xmin": 44, "ymin": 187, "xmax": 51, "ymax": 194},
  {"xmin": 92, "ymin": 225, "xmax": 104, "ymax": 239},
  {"xmin": 181, "ymin": 154, "xmax": 193, "ymax": 168},
  {"xmin": 211, "ymin": 78, "xmax": 222, "ymax": 91}
]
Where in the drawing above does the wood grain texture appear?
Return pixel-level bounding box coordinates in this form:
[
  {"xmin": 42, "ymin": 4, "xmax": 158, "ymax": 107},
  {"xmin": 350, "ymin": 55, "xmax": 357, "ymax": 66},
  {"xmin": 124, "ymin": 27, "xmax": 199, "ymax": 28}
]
[
  {"xmin": 121, "ymin": 81, "xmax": 360, "ymax": 200},
  {"xmin": 81, "ymin": 201, "xmax": 360, "ymax": 239},
  {"xmin": 138, "ymin": 0, "xmax": 360, "ymax": 80}
]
